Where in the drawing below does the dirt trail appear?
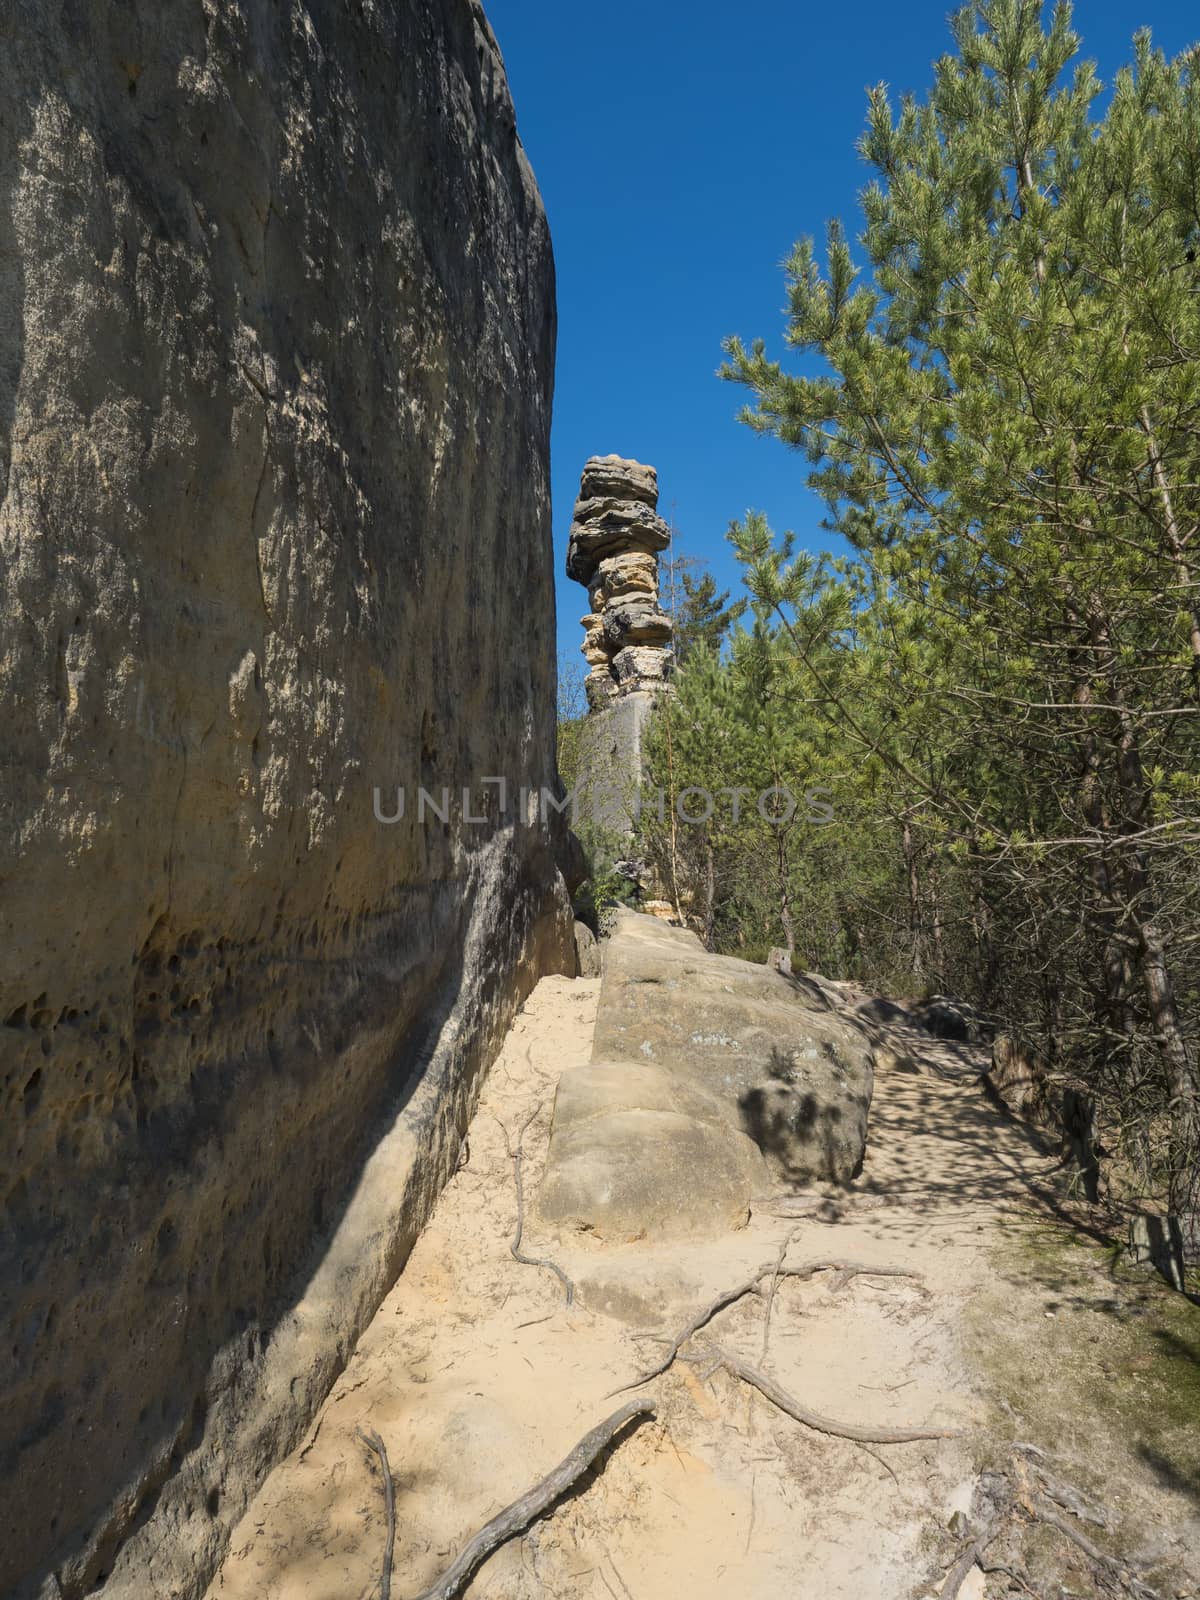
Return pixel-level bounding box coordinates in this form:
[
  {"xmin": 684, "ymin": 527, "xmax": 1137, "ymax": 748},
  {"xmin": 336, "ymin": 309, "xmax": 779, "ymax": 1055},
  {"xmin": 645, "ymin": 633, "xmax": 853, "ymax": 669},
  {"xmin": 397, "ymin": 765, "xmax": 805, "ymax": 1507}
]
[{"xmin": 207, "ymin": 974, "xmax": 1198, "ymax": 1600}]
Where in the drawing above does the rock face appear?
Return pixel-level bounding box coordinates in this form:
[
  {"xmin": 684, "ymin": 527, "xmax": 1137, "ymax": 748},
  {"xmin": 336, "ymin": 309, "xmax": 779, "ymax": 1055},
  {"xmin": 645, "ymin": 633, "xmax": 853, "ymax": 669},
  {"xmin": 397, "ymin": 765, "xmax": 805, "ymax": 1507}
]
[
  {"xmin": 538, "ymin": 913, "xmax": 875, "ymax": 1243},
  {"xmin": 573, "ymin": 919, "xmax": 603, "ymax": 978},
  {"xmin": 567, "ymin": 456, "xmax": 673, "ymax": 711},
  {"xmin": 0, "ymin": 5, "xmax": 571, "ymax": 1598},
  {"xmin": 986, "ymin": 1034, "xmax": 1099, "ymax": 1199}
]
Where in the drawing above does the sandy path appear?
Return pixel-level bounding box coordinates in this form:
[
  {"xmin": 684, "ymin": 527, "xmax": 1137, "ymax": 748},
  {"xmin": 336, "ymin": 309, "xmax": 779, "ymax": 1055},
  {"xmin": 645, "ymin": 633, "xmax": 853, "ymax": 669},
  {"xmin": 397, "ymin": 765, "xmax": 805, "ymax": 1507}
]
[{"xmin": 204, "ymin": 974, "xmax": 1134, "ymax": 1600}]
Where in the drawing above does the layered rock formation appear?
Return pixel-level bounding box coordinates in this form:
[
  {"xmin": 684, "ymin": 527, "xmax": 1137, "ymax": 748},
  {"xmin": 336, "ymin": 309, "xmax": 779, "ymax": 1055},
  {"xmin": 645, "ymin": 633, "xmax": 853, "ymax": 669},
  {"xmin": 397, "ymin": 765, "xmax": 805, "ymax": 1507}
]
[
  {"xmin": 567, "ymin": 456, "xmax": 673, "ymax": 710},
  {"xmin": 539, "ymin": 913, "xmax": 876, "ymax": 1241},
  {"xmin": 0, "ymin": 4, "xmax": 571, "ymax": 1598}
]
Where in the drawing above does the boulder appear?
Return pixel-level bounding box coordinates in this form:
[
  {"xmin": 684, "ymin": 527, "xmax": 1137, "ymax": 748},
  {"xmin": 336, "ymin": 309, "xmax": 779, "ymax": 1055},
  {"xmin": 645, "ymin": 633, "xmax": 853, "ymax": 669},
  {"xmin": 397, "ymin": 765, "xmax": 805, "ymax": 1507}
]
[
  {"xmin": 538, "ymin": 1061, "xmax": 768, "ymax": 1239},
  {"xmin": 911, "ymin": 995, "xmax": 995, "ymax": 1043},
  {"xmin": 855, "ymin": 996, "xmax": 913, "ymax": 1028},
  {"xmin": 593, "ymin": 912, "xmax": 874, "ymax": 1184},
  {"xmin": 987, "ymin": 1034, "xmax": 1055, "ymax": 1124}
]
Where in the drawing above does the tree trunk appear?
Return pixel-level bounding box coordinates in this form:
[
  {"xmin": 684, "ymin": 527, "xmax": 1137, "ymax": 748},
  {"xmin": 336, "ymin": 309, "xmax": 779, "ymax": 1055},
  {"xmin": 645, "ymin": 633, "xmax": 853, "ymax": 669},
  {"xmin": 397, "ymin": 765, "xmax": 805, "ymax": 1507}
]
[
  {"xmin": 702, "ymin": 829, "xmax": 716, "ymax": 952},
  {"xmin": 1133, "ymin": 391, "xmax": 1200, "ymax": 701},
  {"xmin": 776, "ymin": 830, "xmax": 795, "ymax": 958},
  {"xmin": 903, "ymin": 818, "xmax": 924, "ymax": 984},
  {"xmin": 930, "ymin": 857, "xmax": 945, "ymax": 985},
  {"xmin": 1113, "ymin": 710, "xmax": 1199, "ymax": 1214},
  {"xmin": 1079, "ymin": 597, "xmax": 1198, "ymax": 1211}
]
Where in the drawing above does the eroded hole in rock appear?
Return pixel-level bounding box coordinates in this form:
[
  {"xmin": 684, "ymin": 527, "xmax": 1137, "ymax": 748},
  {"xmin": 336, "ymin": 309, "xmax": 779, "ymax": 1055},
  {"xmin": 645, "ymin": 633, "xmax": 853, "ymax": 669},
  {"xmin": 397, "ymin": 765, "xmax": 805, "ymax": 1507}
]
[{"xmin": 22, "ymin": 1068, "xmax": 42, "ymax": 1114}]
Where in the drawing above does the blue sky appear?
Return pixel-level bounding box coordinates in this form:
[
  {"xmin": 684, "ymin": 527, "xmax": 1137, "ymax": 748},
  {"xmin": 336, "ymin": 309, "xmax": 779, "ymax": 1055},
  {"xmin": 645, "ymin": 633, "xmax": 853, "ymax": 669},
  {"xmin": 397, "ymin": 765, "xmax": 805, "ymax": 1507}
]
[{"xmin": 483, "ymin": 0, "xmax": 1200, "ymax": 672}]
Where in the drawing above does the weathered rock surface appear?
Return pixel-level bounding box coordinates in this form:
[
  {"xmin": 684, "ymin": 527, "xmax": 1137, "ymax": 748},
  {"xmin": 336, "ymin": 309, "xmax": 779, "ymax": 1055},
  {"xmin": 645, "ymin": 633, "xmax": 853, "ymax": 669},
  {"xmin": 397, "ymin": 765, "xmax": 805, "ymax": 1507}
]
[
  {"xmin": 573, "ymin": 919, "xmax": 602, "ymax": 978},
  {"xmin": 0, "ymin": 4, "xmax": 570, "ymax": 1598},
  {"xmin": 567, "ymin": 498, "xmax": 671, "ymax": 580},
  {"xmin": 612, "ymin": 642, "xmax": 670, "ymax": 688},
  {"xmin": 856, "ymin": 995, "xmax": 915, "ymax": 1028},
  {"xmin": 572, "ymin": 689, "xmax": 661, "ymax": 835},
  {"xmin": 593, "ymin": 549, "xmax": 658, "ymax": 603},
  {"xmin": 538, "ymin": 1060, "xmax": 768, "ymax": 1239},
  {"xmin": 603, "ymin": 599, "xmax": 673, "ymax": 647},
  {"xmin": 578, "ymin": 455, "xmax": 659, "ymax": 507},
  {"xmin": 593, "ymin": 912, "xmax": 875, "ymax": 1186},
  {"xmin": 538, "ymin": 914, "xmax": 874, "ymax": 1242}
]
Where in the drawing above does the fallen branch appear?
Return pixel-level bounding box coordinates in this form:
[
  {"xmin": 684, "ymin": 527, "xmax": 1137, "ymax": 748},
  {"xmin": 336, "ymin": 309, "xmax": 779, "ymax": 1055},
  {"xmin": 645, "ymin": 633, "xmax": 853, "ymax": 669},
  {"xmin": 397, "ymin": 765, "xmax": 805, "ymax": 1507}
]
[
  {"xmin": 495, "ymin": 1104, "xmax": 574, "ymax": 1306},
  {"xmin": 410, "ymin": 1399, "xmax": 656, "ymax": 1600},
  {"xmin": 609, "ymin": 1256, "xmax": 923, "ymax": 1396},
  {"xmin": 356, "ymin": 1426, "xmax": 397, "ymax": 1600},
  {"xmin": 693, "ymin": 1346, "xmax": 962, "ymax": 1445}
]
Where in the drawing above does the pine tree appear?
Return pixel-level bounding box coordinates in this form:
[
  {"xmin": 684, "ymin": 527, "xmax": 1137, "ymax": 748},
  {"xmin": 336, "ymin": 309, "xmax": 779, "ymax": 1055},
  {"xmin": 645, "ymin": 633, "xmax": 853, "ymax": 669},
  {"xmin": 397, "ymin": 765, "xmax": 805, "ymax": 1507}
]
[
  {"xmin": 721, "ymin": 0, "xmax": 1200, "ymax": 1216},
  {"xmin": 668, "ymin": 567, "xmax": 744, "ymax": 666}
]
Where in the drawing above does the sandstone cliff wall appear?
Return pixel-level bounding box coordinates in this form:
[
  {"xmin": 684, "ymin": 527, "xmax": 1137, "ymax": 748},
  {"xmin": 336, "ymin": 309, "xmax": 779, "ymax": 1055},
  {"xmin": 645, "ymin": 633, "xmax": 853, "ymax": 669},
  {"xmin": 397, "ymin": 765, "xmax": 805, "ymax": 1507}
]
[{"xmin": 0, "ymin": 4, "xmax": 572, "ymax": 1595}]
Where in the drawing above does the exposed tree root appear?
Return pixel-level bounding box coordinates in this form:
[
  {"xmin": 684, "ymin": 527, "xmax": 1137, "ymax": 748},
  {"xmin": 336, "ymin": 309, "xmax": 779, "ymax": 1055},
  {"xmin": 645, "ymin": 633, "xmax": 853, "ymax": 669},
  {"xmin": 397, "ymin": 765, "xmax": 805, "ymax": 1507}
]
[
  {"xmin": 689, "ymin": 1345, "xmax": 962, "ymax": 1445},
  {"xmin": 1023, "ymin": 1459, "xmax": 1111, "ymax": 1529},
  {"xmin": 939, "ymin": 1512, "xmax": 1008, "ymax": 1600},
  {"xmin": 609, "ymin": 1254, "xmax": 925, "ymax": 1396},
  {"xmin": 408, "ymin": 1399, "xmax": 656, "ymax": 1600},
  {"xmin": 495, "ymin": 1103, "xmax": 574, "ymax": 1306},
  {"xmin": 356, "ymin": 1427, "xmax": 396, "ymax": 1600}
]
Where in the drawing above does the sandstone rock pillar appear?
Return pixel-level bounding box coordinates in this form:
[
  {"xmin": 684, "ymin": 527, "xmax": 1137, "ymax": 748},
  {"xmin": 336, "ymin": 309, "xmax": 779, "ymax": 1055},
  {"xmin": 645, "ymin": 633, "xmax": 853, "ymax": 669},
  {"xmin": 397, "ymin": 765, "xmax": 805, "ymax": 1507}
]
[
  {"xmin": 567, "ymin": 455, "xmax": 673, "ymax": 710},
  {"xmin": 566, "ymin": 457, "xmax": 673, "ymax": 837}
]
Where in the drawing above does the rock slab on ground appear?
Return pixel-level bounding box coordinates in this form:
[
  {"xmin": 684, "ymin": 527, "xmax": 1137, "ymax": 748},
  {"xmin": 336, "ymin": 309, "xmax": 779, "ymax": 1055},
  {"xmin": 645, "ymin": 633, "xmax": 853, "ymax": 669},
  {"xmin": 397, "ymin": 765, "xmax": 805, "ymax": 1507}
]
[
  {"xmin": 595, "ymin": 912, "xmax": 875, "ymax": 1185},
  {"xmin": 539, "ymin": 912, "xmax": 875, "ymax": 1241},
  {"xmin": 538, "ymin": 1059, "xmax": 768, "ymax": 1239}
]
